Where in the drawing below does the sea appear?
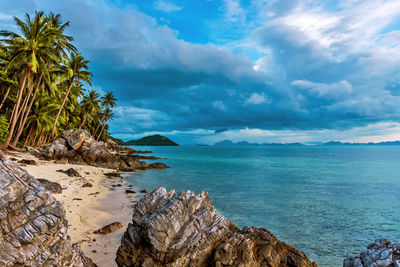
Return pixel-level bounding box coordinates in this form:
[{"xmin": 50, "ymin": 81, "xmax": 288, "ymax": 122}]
[{"xmin": 125, "ymin": 145, "xmax": 400, "ymax": 266}]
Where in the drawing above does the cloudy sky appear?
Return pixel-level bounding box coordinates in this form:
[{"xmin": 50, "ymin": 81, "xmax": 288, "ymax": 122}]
[{"xmin": 2, "ymin": 0, "xmax": 400, "ymax": 144}]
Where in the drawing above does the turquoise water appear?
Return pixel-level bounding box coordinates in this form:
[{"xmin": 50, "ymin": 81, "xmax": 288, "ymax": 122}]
[{"xmin": 126, "ymin": 145, "xmax": 400, "ymax": 266}]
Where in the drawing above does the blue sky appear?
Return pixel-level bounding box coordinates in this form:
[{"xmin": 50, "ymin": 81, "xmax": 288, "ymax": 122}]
[{"xmin": 2, "ymin": 0, "xmax": 400, "ymax": 144}]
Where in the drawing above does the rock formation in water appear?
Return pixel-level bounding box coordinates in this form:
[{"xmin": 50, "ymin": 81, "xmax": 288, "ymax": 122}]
[
  {"xmin": 116, "ymin": 187, "xmax": 317, "ymax": 267},
  {"xmin": 41, "ymin": 129, "xmax": 167, "ymax": 171},
  {"xmin": 0, "ymin": 150, "xmax": 95, "ymax": 266},
  {"xmin": 343, "ymin": 238, "xmax": 400, "ymax": 267}
]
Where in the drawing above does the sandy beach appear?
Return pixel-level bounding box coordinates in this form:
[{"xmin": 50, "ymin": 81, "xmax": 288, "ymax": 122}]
[{"xmin": 11, "ymin": 151, "xmax": 138, "ymax": 267}]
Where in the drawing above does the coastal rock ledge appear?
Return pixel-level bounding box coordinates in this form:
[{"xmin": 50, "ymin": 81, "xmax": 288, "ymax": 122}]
[
  {"xmin": 344, "ymin": 238, "xmax": 400, "ymax": 267},
  {"xmin": 0, "ymin": 151, "xmax": 95, "ymax": 266},
  {"xmin": 116, "ymin": 187, "xmax": 317, "ymax": 267}
]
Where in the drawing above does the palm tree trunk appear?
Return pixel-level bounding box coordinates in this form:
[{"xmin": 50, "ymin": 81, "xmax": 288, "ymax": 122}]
[
  {"xmin": 51, "ymin": 80, "xmax": 73, "ymax": 138},
  {"xmin": 1, "ymin": 71, "xmax": 28, "ymax": 149},
  {"xmin": 79, "ymin": 113, "xmax": 88, "ymax": 129},
  {"xmin": 11, "ymin": 74, "xmax": 43, "ymax": 148},
  {"xmin": 96, "ymin": 123, "xmax": 106, "ymax": 141},
  {"xmin": 0, "ymin": 86, "xmax": 11, "ymax": 111},
  {"xmin": 93, "ymin": 122, "xmax": 101, "ymax": 137},
  {"xmin": 23, "ymin": 124, "xmax": 35, "ymax": 147}
]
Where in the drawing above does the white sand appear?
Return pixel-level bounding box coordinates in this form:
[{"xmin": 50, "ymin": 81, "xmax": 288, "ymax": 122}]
[{"xmin": 11, "ymin": 152, "xmax": 139, "ymax": 267}]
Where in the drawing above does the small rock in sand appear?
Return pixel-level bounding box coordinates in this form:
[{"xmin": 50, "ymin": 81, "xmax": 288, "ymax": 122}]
[
  {"xmin": 57, "ymin": 168, "xmax": 82, "ymax": 177},
  {"xmin": 18, "ymin": 159, "xmax": 37, "ymax": 165},
  {"xmin": 82, "ymin": 182, "xmax": 93, "ymax": 188},
  {"xmin": 126, "ymin": 189, "xmax": 136, "ymax": 194},
  {"xmin": 94, "ymin": 222, "xmax": 123, "ymax": 234},
  {"xmin": 104, "ymin": 172, "xmax": 121, "ymax": 178},
  {"xmin": 37, "ymin": 179, "xmax": 62, "ymax": 194},
  {"xmin": 140, "ymin": 189, "xmax": 148, "ymax": 193},
  {"xmin": 73, "ymin": 198, "xmax": 82, "ymax": 201}
]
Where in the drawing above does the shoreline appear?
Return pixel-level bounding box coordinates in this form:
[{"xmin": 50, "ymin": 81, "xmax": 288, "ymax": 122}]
[{"xmin": 12, "ymin": 151, "xmax": 138, "ymax": 267}]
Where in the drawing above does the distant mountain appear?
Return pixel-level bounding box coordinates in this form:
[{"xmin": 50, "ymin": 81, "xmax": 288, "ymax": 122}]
[
  {"xmin": 213, "ymin": 140, "xmax": 235, "ymax": 146},
  {"xmin": 126, "ymin": 134, "xmax": 178, "ymax": 146},
  {"xmin": 323, "ymin": 141, "xmax": 400, "ymax": 146},
  {"xmin": 109, "ymin": 136, "xmax": 126, "ymax": 146}
]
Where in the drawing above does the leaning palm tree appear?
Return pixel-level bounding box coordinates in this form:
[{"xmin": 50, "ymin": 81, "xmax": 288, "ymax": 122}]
[
  {"xmin": 79, "ymin": 89, "xmax": 100, "ymax": 129},
  {"xmin": 96, "ymin": 107, "xmax": 114, "ymax": 141},
  {"xmin": 0, "ymin": 12, "xmax": 62, "ymax": 148},
  {"xmin": 51, "ymin": 52, "xmax": 92, "ymax": 138}
]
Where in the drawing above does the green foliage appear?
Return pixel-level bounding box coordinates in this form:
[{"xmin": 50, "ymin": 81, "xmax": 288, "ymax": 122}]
[
  {"xmin": 0, "ymin": 11, "xmax": 117, "ymax": 147},
  {"xmin": 0, "ymin": 115, "xmax": 9, "ymax": 143}
]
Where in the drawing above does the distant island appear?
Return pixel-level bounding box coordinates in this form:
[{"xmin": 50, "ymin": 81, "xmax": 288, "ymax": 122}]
[
  {"xmin": 125, "ymin": 134, "xmax": 179, "ymax": 146},
  {"xmin": 213, "ymin": 140, "xmax": 400, "ymax": 146}
]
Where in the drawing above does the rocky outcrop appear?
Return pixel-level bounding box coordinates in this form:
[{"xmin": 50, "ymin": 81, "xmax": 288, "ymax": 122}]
[
  {"xmin": 0, "ymin": 151, "xmax": 95, "ymax": 266},
  {"xmin": 343, "ymin": 239, "xmax": 400, "ymax": 267},
  {"xmin": 116, "ymin": 187, "xmax": 316, "ymax": 267},
  {"xmin": 41, "ymin": 130, "xmax": 167, "ymax": 171}
]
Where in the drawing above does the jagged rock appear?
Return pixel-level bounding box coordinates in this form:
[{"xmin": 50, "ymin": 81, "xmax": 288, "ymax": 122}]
[
  {"xmin": 125, "ymin": 189, "xmax": 136, "ymax": 194},
  {"xmin": 0, "ymin": 151, "xmax": 95, "ymax": 266},
  {"xmin": 149, "ymin": 162, "xmax": 169, "ymax": 169},
  {"xmin": 116, "ymin": 187, "xmax": 316, "ymax": 267},
  {"xmin": 56, "ymin": 168, "xmax": 82, "ymax": 177},
  {"xmin": 139, "ymin": 189, "xmax": 148, "ymax": 193},
  {"xmin": 62, "ymin": 129, "xmax": 93, "ymax": 151},
  {"xmin": 37, "ymin": 178, "xmax": 63, "ymax": 194},
  {"xmin": 94, "ymin": 222, "xmax": 123, "ymax": 234},
  {"xmin": 344, "ymin": 238, "xmax": 400, "ymax": 267},
  {"xmin": 42, "ymin": 138, "xmax": 68, "ymax": 159},
  {"xmin": 42, "ymin": 130, "xmax": 164, "ymax": 171}
]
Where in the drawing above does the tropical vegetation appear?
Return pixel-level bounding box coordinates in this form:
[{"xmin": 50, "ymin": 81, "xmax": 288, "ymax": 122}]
[{"xmin": 0, "ymin": 11, "xmax": 116, "ymax": 149}]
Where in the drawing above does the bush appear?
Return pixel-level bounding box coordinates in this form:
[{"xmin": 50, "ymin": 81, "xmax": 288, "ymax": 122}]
[{"xmin": 0, "ymin": 115, "xmax": 9, "ymax": 143}]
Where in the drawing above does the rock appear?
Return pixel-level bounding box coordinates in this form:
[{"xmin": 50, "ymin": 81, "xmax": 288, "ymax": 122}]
[
  {"xmin": 344, "ymin": 238, "xmax": 400, "ymax": 267},
  {"xmin": 26, "ymin": 146, "xmax": 40, "ymax": 157},
  {"xmin": 62, "ymin": 129, "xmax": 93, "ymax": 150},
  {"xmin": 18, "ymin": 159, "xmax": 37, "ymax": 165},
  {"xmin": 0, "ymin": 155, "xmax": 95, "ymax": 266},
  {"xmin": 41, "ymin": 130, "xmax": 162, "ymax": 171},
  {"xmin": 94, "ymin": 222, "xmax": 123, "ymax": 234},
  {"xmin": 73, "ymin": 198, "xmax": 82, "ymax": 201},
  {"xmin": 125, "ymin": 189, "xmax": 136, "ymax": 194},
  {"xmin": 149, "ymin": 162, "xmax": 169, "ymax": 169},
  {"xmin": 57, "ymin": 168, "xmax": 82, "ymax": 177},
  {"xmin": 37, "ymin": 178, "xmax": 63, "ymax": 194},
  {"xmin": 104, "ymin": 172, "xmax": 121, "ymax": 178},
  {"xmin": 139, "ymin": 189, "xmax": 148, "ymax": 193},
  {"xmin": 116, "ymin": 187, "xmax": 316, "ymax": 267},
  {"xmin": 42, "ymin": 138, "xmax": 68, "ymax": 159},
  {"xmin": 82, "ymin": 182, "xmax": 93, "ymax": 188}
]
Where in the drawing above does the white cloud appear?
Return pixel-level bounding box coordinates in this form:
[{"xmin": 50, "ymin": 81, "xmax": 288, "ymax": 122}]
[
  {"xmin": 212, "ymin": 100, "xmax": 227, "ymax": 111},
  {"xmin": 153, "ymin": 0, "xmax": 182, "ymax": 12},
  {"xmin": 291, "ymin": 80, "xmax": 353, "ymax": 100},
  {"xmin": 244, "ymin": 92, "xmax": 269, "ymax": 105}
]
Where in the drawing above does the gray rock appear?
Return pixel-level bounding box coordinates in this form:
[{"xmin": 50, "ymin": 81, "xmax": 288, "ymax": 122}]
[
  {"xmin": 344, "ymin": 238, "xmax": 400, "ymax": 267},
  {"xmin": 116, "ymin": 187, "xmax": 316, "ymax": 267},
  {"xmin": 0, "ymin": 151, "xmax": 95, "ymax": 266}
]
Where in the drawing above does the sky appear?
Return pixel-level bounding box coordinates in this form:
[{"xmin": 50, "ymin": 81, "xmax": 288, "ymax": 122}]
[{"xmin": 2, "ymin": 0, "xmax": 400, "ymax": 145}]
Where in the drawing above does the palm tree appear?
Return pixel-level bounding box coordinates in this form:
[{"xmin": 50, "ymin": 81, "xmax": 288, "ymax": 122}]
[
  {"xmin": 51, "ymin": 52, "xmax": 92, "ymax": 138},
  {"xmin": 10, "ymin": 13, "xmax": 75, "ymax": 147},
  {"xmin": 101, "ymin": 92, "xmax": 116, "ymax": 108},
  {"xmin": 0, "ymin": 12, "xmax": 61, "ymax": 148},
  {"xmin": 96, "ymin": 107, "xmax": 114, "ymax": 141},
  {"xmin": 79, "ymin": 89, "xmax": 100, "ymax": 129}
]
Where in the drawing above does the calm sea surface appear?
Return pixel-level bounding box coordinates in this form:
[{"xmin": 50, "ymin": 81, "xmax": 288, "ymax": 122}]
[{"xmin": 126, "ymin": 145, "xmax": 400, "ymax": 266}]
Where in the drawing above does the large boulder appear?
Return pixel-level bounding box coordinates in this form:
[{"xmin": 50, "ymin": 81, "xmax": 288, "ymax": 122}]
[
  {"xmin": 116, "ymin": 187, "xmax": 316, "ymax": 267},
  {"xmin": 343, "ymin": 239, "xmax": 400, "ymax": 267},
  {"xmin": 42, "ymin": 138, "xmax": 68, "ymax": 159},
  {"xmin": 0, "ymin": 151, "xmax": 95, "ymax": 266},
  {"xmin": 82, "ymin": 146, "xmax": 128, "ymax": 169},
  {"xmin": 62, "ymin": 129, "xmax": 93, "ymax": 151}
]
